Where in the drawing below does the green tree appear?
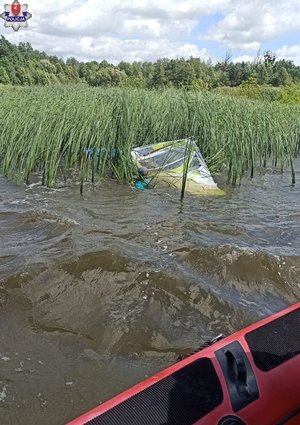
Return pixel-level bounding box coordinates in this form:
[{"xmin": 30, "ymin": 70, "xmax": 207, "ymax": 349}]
[
  {"xmin": 272, "ymin": 67, "xmax": 292, "ymax": 86},
  {"xmin": 186, "ymin": 79, "xmax": 208, "ymax": 91},
  {"xmin": 0, "ymin": 36, "xmax": 299, "ymax": 91},
  {"xmin": 120, "ymin": 75, "xmax": 146, "ymax": 88},
  {"xmin": 151, "ymin": 63, "xmax": 170, "ymax": 88},
  {"xmin": 16, "ymin": 67, "xmax": 32, "ymax": 85},
  {"xmin": 172, "ymin": 60, "xmax": 196, "ymax": 88},
  {"xmin": 228, "ymin": 63, "xmax": 243, "ymax": 86},
  {"xmin": 255, "ymin": 63, "xmax": 269, "ymax": 85},
  {"xmin": 238, "ymin": 75, "xmax": 260, "ymax": 99},
  {"xmin": 89, "ymin": 67, "xmax": 126, "ymax": 87},
  {"xmin": 0, "ymin": 66, "xmax": 10, "ymax": 84},
  {"xmin": 278, "ymin": 84, "xmax": 300, "ymax": 104}
]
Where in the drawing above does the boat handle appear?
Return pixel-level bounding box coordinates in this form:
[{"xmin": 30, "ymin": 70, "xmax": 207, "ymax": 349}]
[{"xmin": 224, "ymin": 348, "xmax": 250, "ymax": 397}]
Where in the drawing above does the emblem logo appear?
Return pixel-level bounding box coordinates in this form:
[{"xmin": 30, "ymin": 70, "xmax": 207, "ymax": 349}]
[
  {"xmin": 0, "ymin": 0, "xmax": 32, "ymax": 32},
  {"xmin": 11, "ymin": 2, "xmax": 21, "ymax": 15}
]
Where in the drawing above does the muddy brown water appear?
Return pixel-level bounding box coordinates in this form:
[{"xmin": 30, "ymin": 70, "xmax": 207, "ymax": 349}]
[{"xmin": 0, "ymin": 165, "xmax": 300, "ymax": 425}]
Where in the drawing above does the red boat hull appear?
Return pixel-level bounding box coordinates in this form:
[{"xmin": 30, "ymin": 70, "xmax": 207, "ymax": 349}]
[{"xmin": 68, "ymin": 302, "xmax": 300, "ymax": 425}]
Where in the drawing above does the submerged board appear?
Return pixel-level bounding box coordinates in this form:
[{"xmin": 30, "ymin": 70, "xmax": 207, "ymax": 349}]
[
  {"xmin": 131, "ymin": 139, "xmax": 225, "ymax": 196},
  {"xmin": 68, "ymin": 302, "xmax": 300, "ymax": 425}
]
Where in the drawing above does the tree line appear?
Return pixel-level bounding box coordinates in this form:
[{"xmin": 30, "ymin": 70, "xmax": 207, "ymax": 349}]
[{"xmin": 0, "ymin": 36, "xmax": 300, "ymax": 90}]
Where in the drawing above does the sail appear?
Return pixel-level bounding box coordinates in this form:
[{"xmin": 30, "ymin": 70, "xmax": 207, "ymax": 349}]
[{"xmin": 131, "ymin": 139, "xmax": 224, "ymax": 195}]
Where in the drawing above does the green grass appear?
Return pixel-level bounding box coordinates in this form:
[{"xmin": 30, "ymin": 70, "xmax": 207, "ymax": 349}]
[{"xmin": 0, "ymin": 86, "xmax": 299, "ymax": 190}]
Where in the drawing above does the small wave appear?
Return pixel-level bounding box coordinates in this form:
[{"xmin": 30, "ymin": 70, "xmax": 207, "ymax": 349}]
[
  {"xmin": 10, "ymin": 199, "xmax": 30, "ymax": 205},
  {"xmin": 181, "ymin": 245, "xmax": 300, "ymax": 302}
]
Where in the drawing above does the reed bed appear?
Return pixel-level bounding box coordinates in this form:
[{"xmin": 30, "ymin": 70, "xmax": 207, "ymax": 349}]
[{"xmin": 0, "ymin": 85, "xmax": 299, "ymax": 189}]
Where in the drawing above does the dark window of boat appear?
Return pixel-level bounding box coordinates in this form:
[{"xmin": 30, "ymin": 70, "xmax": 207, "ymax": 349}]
[{"xmin": 86, "ymin": 357, "xmax": 223, "ymax": 425}]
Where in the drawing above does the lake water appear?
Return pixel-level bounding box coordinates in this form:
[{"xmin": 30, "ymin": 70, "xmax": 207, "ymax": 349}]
[{"xmin": 0, "ymin": 164, "xmax": 299, "ymax": 424}]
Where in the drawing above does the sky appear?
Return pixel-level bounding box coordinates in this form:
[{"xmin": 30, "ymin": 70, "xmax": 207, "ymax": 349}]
[{"xmin": 1, "ymin": 0, "xmax": 300, "ymax": 65}]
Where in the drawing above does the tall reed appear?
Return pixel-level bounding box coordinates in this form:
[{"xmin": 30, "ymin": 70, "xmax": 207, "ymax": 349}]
[{"xmin": 0, "ymin": 86, "xmax": 299, "ymax": 190}]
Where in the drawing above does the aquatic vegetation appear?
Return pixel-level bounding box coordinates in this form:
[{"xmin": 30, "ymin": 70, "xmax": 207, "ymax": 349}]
[{"xmin": 0, "ymin": 86, "xmax": 299, "ymax": 190}]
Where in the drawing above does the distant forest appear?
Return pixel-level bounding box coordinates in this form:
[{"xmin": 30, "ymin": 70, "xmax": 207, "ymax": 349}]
[{"xmin": 1, "ymin": 35, "xmax": 300, "ymax": 90}]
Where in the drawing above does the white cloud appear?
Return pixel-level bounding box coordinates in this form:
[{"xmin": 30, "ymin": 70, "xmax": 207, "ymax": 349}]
[
  {"xmin": 203, "ymin": 0, "xmax": 300, "ymax": 51},
  {"xmin": 31, "ymin": 34, "xmax": 209, "ymax": 63},
  {"xmin": 2, "ymin": 0, "xmax": 213, "ymax": 62},
  {"xmin": 232, "ymin": 55, "xmax": 256, "ymax": 64},
  {"xmin": 276, "ymin": 45, "xmax": 300, "ymax": 66},
  {"xmin": 1, "ymin": 0, "xmax": 300, "ymax": 64},
  {"xmin": 233, "ymin": 47, "xmax": 300, "ymax": 65}
]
